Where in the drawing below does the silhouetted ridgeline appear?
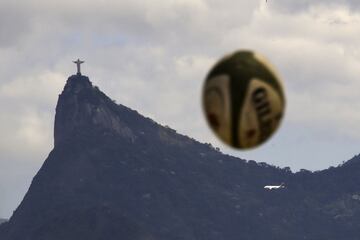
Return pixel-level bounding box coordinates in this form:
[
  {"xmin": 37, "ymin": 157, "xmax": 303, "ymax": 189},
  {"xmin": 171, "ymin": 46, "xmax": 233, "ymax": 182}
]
[{"xmin": 1, "ymin": 74, "xmax": 360, "ymax": 240}]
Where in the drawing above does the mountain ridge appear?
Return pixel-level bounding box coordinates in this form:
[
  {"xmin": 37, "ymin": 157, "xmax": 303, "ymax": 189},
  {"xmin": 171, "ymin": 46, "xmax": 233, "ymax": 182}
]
[{"xmin": 1, "ymin": 74, "xmax": 360, "ymax": 240}]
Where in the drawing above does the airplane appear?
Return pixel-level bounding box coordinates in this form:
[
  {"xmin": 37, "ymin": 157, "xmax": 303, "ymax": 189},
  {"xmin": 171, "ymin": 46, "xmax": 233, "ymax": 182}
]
[{"xmin": 264, "ymin": 183, "xmax": 285, "ymax": 190}]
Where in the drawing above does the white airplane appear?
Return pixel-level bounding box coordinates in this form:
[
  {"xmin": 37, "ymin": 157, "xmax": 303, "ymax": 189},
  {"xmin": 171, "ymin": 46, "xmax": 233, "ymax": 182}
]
[{"xmin": 264, "ymin": 183, "xmax": 285, "ymax": 190}]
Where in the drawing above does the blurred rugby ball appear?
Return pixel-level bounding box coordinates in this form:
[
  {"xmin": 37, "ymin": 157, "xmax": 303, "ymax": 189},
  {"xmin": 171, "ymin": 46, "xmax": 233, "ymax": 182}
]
[{"xmin": 202, "ymin": 50, "xmax": 285, "ymax": 149}]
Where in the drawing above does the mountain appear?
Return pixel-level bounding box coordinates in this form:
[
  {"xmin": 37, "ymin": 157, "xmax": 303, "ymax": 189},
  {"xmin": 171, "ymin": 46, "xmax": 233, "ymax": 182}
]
[
  {"xmin": 0, "ymin": 219, "xmax": 7, "ymax": 225},
  {"xmin": 1, "ymin": 74, "xmax": 360, "ymax": 240}
]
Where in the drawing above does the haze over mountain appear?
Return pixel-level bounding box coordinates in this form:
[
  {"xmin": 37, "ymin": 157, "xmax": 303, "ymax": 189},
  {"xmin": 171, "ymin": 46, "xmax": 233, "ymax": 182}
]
[{"xmin": 1, "ymin": 74, "xmax": 360, "ymax": 240}]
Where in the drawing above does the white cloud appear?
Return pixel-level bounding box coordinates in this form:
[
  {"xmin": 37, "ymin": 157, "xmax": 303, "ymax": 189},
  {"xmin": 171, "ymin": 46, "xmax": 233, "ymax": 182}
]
[{"xmin": 0, "ymin": 71, "xmax": 62, "ymax": 158}]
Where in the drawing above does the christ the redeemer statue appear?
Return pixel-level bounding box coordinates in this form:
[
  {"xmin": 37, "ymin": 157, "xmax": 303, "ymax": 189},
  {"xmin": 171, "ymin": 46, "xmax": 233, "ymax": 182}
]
[{"xmin": 73, "ymin": 59, "xmax": 84, "ymax": 75}]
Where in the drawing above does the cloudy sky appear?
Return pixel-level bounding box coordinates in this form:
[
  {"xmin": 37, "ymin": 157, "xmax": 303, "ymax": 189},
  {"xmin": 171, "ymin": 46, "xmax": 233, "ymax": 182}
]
[{"xmin": 1, "ymin": 0, "xmax": 360, "ymax": 218}]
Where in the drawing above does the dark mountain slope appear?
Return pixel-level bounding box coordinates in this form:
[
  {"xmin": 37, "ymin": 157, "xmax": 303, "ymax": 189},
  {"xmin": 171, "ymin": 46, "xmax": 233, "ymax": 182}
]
[{"xmin": 0, "ymin": 74, "xmax": 359, "ymax": 240}]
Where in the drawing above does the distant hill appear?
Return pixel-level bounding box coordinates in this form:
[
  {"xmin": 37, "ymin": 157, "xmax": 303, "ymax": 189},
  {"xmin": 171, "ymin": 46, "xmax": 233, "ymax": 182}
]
[{"xmin": 1, "ymin": 74, "xmax": 360, "ymax": 240}]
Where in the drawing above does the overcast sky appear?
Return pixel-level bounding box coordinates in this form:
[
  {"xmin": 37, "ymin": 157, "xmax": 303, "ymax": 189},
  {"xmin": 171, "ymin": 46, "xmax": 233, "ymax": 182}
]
[{"xmin": 1, "ymin": 0, "xmax": 360, "ymax": 218}]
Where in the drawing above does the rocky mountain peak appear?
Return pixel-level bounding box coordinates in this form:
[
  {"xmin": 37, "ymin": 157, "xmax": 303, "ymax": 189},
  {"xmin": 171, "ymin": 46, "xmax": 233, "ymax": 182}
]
[
  {"xmin": 54, "ymin": 74, "xmax": 137, "ymax": 147},
  {"xmin": 54, "ymin": 74, "xmax": 196, "ymax": 150},
  {"xmin": 63, "ymin": 74, "xmax": 93, "ymax": 93}
]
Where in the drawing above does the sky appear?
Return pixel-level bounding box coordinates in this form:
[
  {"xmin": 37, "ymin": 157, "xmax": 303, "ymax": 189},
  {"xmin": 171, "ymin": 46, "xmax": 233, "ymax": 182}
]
[{"xmin": 1, "ymin": 0, "xmax": 360, "ymax": 218}]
